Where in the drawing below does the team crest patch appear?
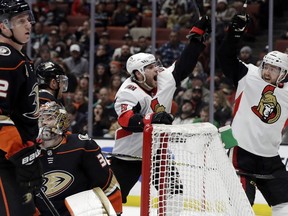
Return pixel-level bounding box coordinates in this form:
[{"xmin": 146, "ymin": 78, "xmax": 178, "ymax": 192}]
[{"xmin": 0, "ymin": 46, "xmax": 11, "ymax": 56}]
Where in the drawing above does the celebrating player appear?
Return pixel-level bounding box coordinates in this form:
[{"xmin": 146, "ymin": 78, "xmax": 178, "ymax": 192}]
[
  {"xmin": 35, "ymin": 102, "xmax": 122, "ymax": 215},
  {"xmin": 109, "ymin": 16, "xmax": 211, "ymax": 204},
  {"xmin": 0, "ymin": 0, "xmax": 43, "ymax": 215},
  {"xmin": 36, "ymin": 61, "xmax": 68, "ymax": 106},
  {"xmin": 218, "ymin": 13, "xmax": 288, "ymax": 215}
]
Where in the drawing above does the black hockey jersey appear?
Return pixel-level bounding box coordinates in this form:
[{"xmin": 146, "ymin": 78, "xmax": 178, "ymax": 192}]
[
  {"xmin": 0, "ymin": 43, "xmax": 39, "ymax": 145},
  {"xmin": 36, "ymin": 133, "xmax": 122, "ymax": 215}
]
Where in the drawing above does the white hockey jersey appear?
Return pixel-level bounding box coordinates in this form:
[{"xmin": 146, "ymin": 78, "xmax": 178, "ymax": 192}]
[
  {"xmin": 113, "ymin": 64, "xmax": 176, "ymax": 158},
  {"xmin": 232, "ymin": 64, "xmax": 288, "ymax": 157}
]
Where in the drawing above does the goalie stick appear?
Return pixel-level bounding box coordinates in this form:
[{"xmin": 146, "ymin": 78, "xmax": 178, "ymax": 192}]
[
  {"xmin": 236, "ymin": 170, "xmax": 275, "ymax": 179},
  {"xmin": 36, "ymin": 189, "xmax": 61, "ymax": 216},
  {"xmin": 102, "ymin": 151, "xmax": 142, "ymax": 160}
]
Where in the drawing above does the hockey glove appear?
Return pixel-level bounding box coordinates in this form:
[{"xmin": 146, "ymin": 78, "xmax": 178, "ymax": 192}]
[
  {"xmin": 186, "ymin": 15, "xmax": 211, "ymax": 42},
  {"xmin": 144, "ymin": 112, "xmax": 174, "ymax": 125},
  {"xmin": 229, "ymin": 13, "xmax": 250, "ymax": 38},
  {"xmin": 8, "ymin": 143, "xmax": 43, "ymax": 192}
]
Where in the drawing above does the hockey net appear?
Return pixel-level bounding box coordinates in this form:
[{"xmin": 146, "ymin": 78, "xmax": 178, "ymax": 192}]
[{"xmin": 141, "ymin": 123, "xmax": 254, "ymax": 216}]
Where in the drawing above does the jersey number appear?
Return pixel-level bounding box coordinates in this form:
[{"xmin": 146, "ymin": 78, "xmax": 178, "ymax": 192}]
[
  {"xmin": 0, "ymin": 80, "xmax": 8, "ymax": 98},
  {"xmin": 97, "ymin": 154, "xmax": 108, "ymax": 168}
]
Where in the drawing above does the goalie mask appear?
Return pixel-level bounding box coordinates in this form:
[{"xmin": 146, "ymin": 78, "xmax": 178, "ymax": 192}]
[
  {"xmin": 260, "ymin": 51, "xmax": 288, "ymax": 86},
  {"xmin": 38, "ymin": 102, "xmax": 70, "ymax": 141}
]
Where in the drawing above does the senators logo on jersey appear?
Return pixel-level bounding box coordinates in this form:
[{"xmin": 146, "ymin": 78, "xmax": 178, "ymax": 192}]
[
  {"xmin": 251, "ymin": 85, "xmax": 281, "ymax": 124},
  {"xmin": 151, "ymin": 98, "xmax": 166, "ymax": 113}
]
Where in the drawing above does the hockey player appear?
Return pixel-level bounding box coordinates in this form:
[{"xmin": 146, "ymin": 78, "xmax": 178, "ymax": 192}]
[
  {"xmin": 36, "ymin": 61, "xmax": 68, "ymax": 105},
  {"xmin": 35, "ymin": 101, "xmax": 122, "ymax": 215},
  {"xmin": 109, "ymin": 16, "xmax": 211, "ymax": 204},
  {"xmin": 218, "ymin": 13, "xmax": 288, "ymax": 215},
  {"xmin": 0, "ymin": 1, "xmax": 43, "ymax": 215}
]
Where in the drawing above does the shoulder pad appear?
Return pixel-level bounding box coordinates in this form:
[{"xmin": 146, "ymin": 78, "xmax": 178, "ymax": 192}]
[{"xmin": 0, "ymin": 45, "xmax": 25, "ymax": 69}]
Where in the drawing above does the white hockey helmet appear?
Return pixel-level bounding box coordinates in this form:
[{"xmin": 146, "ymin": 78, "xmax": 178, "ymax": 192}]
[
  {"xmin": 261, "ymin": 51, "xmax": 288, "ymax": 85},
  {"xmin": 126, "ymin": 52, "xmax": 156, "ymax": 76}
]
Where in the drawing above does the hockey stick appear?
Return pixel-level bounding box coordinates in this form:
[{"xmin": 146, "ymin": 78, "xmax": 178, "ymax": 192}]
[
  {"xmin": 236, "ymin": 170, "xmax": 275, "ymax": 179},
  {"xmin": 102, "ymin": 151, "xmax": 142, "ymax": 160},
  {"xmin": 93, "ymin": 187, "xmax": 117, "ymax": 216},
  {"xmin": 36, "ymin": 189, "xmax": 61, "ymax": 216}
]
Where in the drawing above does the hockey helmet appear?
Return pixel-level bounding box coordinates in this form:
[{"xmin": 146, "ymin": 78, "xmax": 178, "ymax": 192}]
[
  {"xmin": 0, "ymin": 0, "xmax": 35, "ymax": 29},
  {"xmin": 261, "ymin": 51, "xmax": 288, "ymax": 85},
  {"xmin": 36, "ymin": 61, "xmax": 68, "ymax": 92},
  {"xmin": 38, "ymin": 102, "xmax": 70, "ymax": 141},
  {"xmin": 126, "ymin": 52, "xmax": 156, "ymax": 75}
]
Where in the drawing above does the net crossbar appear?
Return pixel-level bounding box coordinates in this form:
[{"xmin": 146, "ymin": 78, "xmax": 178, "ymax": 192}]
[{"xmin": 141, "ymin": 123, "xmax": 254, "ymax": 216}]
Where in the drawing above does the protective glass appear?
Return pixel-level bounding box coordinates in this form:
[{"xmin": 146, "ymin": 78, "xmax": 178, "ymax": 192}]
[{"xmin": 59, "ymin": 75, "xmax": 69, "ymax": 92}]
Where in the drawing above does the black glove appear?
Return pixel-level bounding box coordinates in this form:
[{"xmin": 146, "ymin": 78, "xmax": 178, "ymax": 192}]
[
  {"xmin": 229, "ymin": 13, "xmax": 250, "ymax": 38},
  {"xmin": 186, "ymin": 16, "xmax": 211, "ymax": 42},
  {"xmin": 144, "ymin": 112, "xmax": 174, "ymax": 125},
  {"xmin": 9, "ymin": 143, "xmax": 43, "ymax": 192}
]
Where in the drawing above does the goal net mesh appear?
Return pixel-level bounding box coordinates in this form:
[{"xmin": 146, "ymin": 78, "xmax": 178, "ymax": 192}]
[{"xmin": 141, "ymin": 123, "xmax": 254, "ymax": 216}]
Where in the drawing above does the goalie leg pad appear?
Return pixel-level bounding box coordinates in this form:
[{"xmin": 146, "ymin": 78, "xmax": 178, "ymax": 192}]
[{"xmin": 64, "ymin": 188, "xmax": 117, "ymax": 216}]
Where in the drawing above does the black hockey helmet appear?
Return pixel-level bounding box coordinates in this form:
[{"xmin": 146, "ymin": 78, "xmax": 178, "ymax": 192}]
[
  {"xmin": 0, "ymin": 0, "xmax": 35, "ymax": 27},
  {"xmin": 36, "ymin": 61, "xmax": 68, "ymax": 91}
]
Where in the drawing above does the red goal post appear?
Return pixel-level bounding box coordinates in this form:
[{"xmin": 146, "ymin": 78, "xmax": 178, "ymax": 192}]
[{"xmin": 141, "ymin": 123, "xmax": 254, "ymax": 216}]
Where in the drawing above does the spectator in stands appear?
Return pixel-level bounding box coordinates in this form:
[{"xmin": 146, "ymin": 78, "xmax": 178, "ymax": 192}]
[
  {"xmin": 110, "ymin": 0, "xmax": 139, "ymax": 28},
  {"xmin": 214, "ymin": 0, "xmax": 237, "ymax": 43},
  {"xmin": 39, "ymin": 1, "xmax": 67, "ymax": 27},
  {"xmin": 190, "ymin": 86, "xmax": 208, "ymax": 118},
  {"xmin": 109, "ymin": 60, "xmax": 128, "ymax": 82},
  {"xmin": 193, "ymin": 105, "xmax": 220, "ymax": 127},
  {"xmin": 166, "ymin": 4, "xmax": 191, "ymax": 30},
  {"xmin": 108, "ymin": 74, "xmax": 123, "ymax": 102},
  {"xmin": 72, "ymin": 88, "xmax": 88, "ymax": 115},
  {"xmin": 112, "ymin": 33, "xmax": 136, "ymax": 60},
  {"xmin": 78, "ymin": 74, "xmax": 89, "ymax": 98},
  {"xmin": 95, "ymin": 2, "xmax": 109, "ymax": 28},
  {"xmin": 157, "ymin": 30, "xmax": 186, "ymax": 67},
  {"xmin": 66, "ymin": 103, "xmax": 87, "ymax": 134},
  {"xmin": 94, "ymin": 63, "xmax": 110, "ymax": 92},
  {"xmin": 75, "ymin": 20, "xmax": 99, "ymax": 58},
  {"xmin": 71, "ymin": 0, "xmax": 90, "ymax": 16},
  {"xmin": 213, "ymin": 90, "xmax": 232, "ymax": 127},
  {"xmin": 34, "ymin": 45, "xmax": 52, "ymax": 68},
  {"xmin": 238, "ymin": 45, "xmax": 257, "ymax": 65},
  {"xmin": 45, "ymin": 29, "xmax": 67, "ymax": 59},
  {"xmin": 94, "ymin": 44, "xmax": 111, "ymax": 66},
  {"xmin": 134, "ymin": 36, "xmax": 152, "ymax": 54},
  {"xmin": 97, "ymin": 87, "xmax": 118, "ymax": 123},
  {"xmin": 31, "ymin": 21, "xmax": 48, "ymax": 58},
  {"xmin": 173, "ymin": 100, "xmax": 196, "ymax": 124},
  {"xmin": 113, "ymin": 44, "xmax": 133, "ymax": 70},
  {"xmin": 98, "ymin": 32, "xmax": 114, "ymax": 58},
  {"xmin": 58, "ymin": 19, "xmax": 76, "ymax": 51},
  {"xmin": 92, "ymin": 103, "xmax": 112, "ymax": 138},
  {"xmin": 63, "ymin": 44, "xmax": 89, "ymax": 78}
]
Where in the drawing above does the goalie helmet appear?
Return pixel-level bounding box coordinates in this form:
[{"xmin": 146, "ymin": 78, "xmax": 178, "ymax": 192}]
[
  {"xmin": 38, "ymin": 102, "xmax": 70, "ymax": 141},
  {"xmin": 0, "ymin": 0, "xmax": 35, "ymax": 29},
  {"xmin": 261, "ymin": 51, "xmax": 288, "ymax": 85},
  {"xmin": 36, "ymin": 61, "xmax": 68, "ymax": 92},
  {"xmin": 126, "ymin": 52, "xmax": 156, "ymax": 75}
]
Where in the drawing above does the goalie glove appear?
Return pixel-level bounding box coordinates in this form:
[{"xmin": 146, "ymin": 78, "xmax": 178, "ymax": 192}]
[
  {"xmin": 186, "ymin": 15, "xmax": 211, "ymax": 43},
  {"xmin": 8, "ymin": 142, "xmax": 43, "ymax": 192},
  {"xmin": 229, "ymin": 13, "xmax": 250, "ymax": 38},
  {"xmin": 143, "ymin": 111, "xmax": 174, "ymax": 125}
]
